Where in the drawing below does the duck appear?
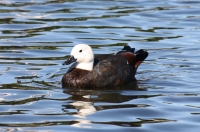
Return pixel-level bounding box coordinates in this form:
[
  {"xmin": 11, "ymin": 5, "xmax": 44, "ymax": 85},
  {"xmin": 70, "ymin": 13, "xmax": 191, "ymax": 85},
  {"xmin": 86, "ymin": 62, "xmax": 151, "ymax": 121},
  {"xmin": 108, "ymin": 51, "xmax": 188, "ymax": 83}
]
[{"xmin": 62, "ymin": 44, "xmax": 148, "ymax": 88}]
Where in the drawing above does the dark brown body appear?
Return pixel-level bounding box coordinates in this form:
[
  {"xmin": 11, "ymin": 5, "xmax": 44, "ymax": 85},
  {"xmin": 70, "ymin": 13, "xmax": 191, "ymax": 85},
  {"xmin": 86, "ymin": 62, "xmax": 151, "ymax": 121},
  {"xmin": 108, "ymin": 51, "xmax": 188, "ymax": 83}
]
[{"xmin": 62, "ymin": 47, "xmax": 148, "ymax": 88}]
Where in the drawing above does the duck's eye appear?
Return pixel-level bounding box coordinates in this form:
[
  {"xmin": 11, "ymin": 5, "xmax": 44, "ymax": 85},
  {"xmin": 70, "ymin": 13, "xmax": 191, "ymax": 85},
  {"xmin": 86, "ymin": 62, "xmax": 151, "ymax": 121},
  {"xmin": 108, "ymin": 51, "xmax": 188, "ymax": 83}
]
[{"xmin": 79, "ymin": 50, "xmax": 82, "ymax": 53}]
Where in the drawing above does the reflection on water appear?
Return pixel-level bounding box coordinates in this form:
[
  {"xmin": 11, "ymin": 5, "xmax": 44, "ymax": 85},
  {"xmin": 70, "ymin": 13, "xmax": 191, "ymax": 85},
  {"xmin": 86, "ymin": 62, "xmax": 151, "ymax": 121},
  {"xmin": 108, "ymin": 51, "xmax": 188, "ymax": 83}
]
[
  {"xmin": 1, "ymin": 0, "xmax": 200, "ymax": 131},
  {"xmin": 63, "ymin": 87, "xmax": 162, "ymax": 128}
]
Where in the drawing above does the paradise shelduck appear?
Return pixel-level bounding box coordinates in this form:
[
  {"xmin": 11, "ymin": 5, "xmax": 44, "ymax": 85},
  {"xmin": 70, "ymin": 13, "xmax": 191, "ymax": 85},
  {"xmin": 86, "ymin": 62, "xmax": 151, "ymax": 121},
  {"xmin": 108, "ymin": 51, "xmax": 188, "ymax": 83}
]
[{"xmin": 62, "ymin": 44, "xmax": 148, "ymax": 88}]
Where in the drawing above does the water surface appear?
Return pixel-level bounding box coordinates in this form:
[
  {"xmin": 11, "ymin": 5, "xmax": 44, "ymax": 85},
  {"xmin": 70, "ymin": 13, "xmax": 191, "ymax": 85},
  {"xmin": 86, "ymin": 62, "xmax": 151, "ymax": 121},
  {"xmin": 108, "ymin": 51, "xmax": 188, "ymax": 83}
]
[{"xmin": 0, "ymin": 0, "xmax": 200, "ymax": 131}]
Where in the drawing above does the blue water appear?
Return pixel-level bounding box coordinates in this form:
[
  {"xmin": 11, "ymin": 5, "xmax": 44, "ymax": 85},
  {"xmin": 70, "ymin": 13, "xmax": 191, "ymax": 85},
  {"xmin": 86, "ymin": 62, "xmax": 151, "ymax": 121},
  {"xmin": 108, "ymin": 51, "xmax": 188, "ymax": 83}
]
[{"xmin": 0, "ymin": 0, "xmax": 200, "ymax": 131}]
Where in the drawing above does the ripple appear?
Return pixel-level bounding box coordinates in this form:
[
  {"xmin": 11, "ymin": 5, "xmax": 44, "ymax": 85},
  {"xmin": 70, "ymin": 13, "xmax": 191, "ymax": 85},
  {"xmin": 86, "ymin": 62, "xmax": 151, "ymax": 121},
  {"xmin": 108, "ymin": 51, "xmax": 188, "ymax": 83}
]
[{"xmin": 0, "ymin": 0, "xmax": 200, "ymax": 131}]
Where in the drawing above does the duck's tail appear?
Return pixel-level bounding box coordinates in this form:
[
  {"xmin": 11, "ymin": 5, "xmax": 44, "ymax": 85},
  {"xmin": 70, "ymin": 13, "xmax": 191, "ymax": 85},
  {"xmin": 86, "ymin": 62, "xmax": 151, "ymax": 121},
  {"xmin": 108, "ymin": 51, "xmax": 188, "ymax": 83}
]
[
  {"xmin": 116, "ymin": 46, "xmax": 148, "ymax": 71},
  {"xmin": 134, "ymin": 49, "xmax": 148, "ymax": 70}
]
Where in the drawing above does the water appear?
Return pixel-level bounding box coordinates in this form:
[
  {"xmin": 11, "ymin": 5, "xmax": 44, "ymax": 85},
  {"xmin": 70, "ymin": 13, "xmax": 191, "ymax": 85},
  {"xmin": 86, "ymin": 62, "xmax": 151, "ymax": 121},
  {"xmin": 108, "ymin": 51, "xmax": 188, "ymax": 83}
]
[{"xmin": 0, "ymin": 0, "xmax": 200, "ymax": 131}]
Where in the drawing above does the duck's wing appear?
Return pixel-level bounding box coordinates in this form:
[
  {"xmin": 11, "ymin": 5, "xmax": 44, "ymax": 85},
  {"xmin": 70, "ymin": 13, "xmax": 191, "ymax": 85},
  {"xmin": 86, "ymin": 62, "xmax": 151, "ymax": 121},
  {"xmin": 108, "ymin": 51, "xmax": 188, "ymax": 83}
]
[
  {"xmin": 94, "ymin": 54, "xmax": 113, "ymax": 60},
  {"xmin": 94, "ymin": 54, "xmax": 114, "ymax": 67},
  {"xmin": 91, "ymin": 55, "xmax": 130, "ymax": 87}
]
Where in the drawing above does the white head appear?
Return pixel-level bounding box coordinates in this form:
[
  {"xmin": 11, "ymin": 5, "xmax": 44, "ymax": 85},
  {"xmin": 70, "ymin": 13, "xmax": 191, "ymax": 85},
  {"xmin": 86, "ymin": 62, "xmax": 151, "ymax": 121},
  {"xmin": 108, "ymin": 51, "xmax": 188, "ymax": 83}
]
[{"xmin": 69, "ymin": 44, "xmax": 94, "ymax": 71}]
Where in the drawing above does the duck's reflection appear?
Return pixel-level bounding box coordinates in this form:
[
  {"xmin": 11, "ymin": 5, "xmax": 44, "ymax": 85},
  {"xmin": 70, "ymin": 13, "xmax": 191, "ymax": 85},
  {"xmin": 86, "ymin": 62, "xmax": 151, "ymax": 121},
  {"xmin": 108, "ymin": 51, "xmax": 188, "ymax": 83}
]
[
  {"xmin": 70, "ymin": 100, "xmax": 96, "ymax": 118},
  {"xmin": 69, "ymin": 100, "xmax": 96, "ymax": 128},
  {"xmin": 62, "ymin": 81, "xmax": 158, "ymax": 128}
]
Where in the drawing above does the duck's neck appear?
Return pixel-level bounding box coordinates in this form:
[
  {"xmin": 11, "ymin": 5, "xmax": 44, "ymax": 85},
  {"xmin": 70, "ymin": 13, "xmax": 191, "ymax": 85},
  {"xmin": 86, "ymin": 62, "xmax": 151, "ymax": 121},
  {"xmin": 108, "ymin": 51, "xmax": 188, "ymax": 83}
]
[{"xmin": 76, "ymin": 62, "xmax": 93, "ymax": 71}]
